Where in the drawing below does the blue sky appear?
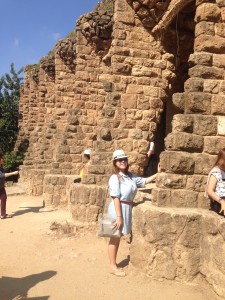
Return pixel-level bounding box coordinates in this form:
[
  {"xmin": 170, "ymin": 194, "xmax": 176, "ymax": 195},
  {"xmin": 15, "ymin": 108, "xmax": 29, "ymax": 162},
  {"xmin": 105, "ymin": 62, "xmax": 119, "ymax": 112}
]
[{"xmin": 0, "ymin": 0, "xmax": 99, "ymax": 77}]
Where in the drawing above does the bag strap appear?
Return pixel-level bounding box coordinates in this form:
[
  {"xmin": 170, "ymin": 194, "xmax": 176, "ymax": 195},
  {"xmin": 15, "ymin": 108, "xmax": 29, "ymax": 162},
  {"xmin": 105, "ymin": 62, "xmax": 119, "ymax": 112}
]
[
  {"xmin": 101, "ymin": 176, "xmax": 121, "ymax": 217},
  {"xmin": 100, "ymin": 186, "xmax": 109, "ymax": 217}
]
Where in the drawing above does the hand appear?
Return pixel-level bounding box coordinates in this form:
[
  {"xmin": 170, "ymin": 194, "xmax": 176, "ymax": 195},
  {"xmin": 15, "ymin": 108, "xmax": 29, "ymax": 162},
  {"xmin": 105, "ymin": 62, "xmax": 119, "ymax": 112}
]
[
  {"xmin": 220, "ymin": 200, "xmax": 225, "ymax": 215},
  {"xmin": 147, "ymin": 150, "xmax": 153, "ymax": 158},
  {"xmin": 14, "ymin": 171, "xmax": 19, "ymax": 175},
  {"xmin": 114, "ymin": 216, "xmax": 123, "ymax": 230},
  {"xmin": 157, "ymin": 163, "xmax": 161, "ymax": 173}
]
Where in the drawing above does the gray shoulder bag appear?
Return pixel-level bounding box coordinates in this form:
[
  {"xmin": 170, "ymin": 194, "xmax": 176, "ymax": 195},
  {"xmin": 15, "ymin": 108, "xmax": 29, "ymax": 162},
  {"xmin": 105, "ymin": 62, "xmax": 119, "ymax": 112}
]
[{"xmin": 97, "ymin": 186, "xmax": 122, "ymax": 238}]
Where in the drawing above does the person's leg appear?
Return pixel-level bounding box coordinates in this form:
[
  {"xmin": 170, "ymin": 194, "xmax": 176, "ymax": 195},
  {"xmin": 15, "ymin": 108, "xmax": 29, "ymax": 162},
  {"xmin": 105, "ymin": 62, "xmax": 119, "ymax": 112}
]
[
  {"xmin": 108, "ymin": 236, "xmax": 126, "ymax": 276},
  {"xmin": 0, "ymin": 188, "xmax": 7, "ymax": 217},
  {"xmin": 108, "ymin": 237, "xmax": 121, "ymax": 269}
]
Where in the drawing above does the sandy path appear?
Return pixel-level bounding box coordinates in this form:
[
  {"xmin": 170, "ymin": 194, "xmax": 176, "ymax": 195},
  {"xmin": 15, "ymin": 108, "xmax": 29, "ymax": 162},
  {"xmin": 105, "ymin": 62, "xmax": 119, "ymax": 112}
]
[{"xmin": 0, "ymin": 191, "xmax": 222, "ymax": 300}]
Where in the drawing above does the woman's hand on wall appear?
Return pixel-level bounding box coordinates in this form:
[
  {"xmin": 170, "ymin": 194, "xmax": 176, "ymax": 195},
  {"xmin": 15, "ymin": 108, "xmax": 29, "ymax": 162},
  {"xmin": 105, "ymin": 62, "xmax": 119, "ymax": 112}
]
[{"xmin": 219, "ymin": 200, "xmax": 225, "ymax": 215}]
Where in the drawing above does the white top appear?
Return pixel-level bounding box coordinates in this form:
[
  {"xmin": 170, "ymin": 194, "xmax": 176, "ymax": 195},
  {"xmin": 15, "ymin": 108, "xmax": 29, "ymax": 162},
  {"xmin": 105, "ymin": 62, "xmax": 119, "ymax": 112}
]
[{"xmin": 149, "ymin": 141, "xmax": 155, "ymax": 151}]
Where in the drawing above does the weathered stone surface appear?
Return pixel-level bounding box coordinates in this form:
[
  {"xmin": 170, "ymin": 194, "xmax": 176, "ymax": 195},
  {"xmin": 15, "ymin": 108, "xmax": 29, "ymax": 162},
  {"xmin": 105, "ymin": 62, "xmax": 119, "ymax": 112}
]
[
  {"xmin": 171, "ymin": 189, "xmax": 198, "ymax": 208},
  {"xmin": 195, "ymin": 21, "xmax": 215, "ymax": 37},
  {"xmin": 204, "ymin": 136, "xmax": 225, "ymax": 154},
  {"xmin": 15, "ymin": 1, "xmax": 225, "ymax": 296},
  {"xmin": 172, "ymin": 114, "xmax": 193, "ymax": 133},
  {"xmin": 195, "ymin": 153, "xmax": 217, "ymax": 175},
  {"xmin": 186, "ymin": 175, "xmax": 207, "ymax": 192},
  {"xmin": 195, "ymin": 35, "xmax": 225, "ymax": 54},
  {"xmin": 121, "ymin": 94, "xmax": 137, "ymax": 108},
  {"xmin": 160, "ymin": 151, "xmax": 195, "ymax": 174},
  {"xmin": 189, "ymin": 52, "xmax": 212, "ymax": 67},
  {"xmin": 203, "ymin": 79, "xmax": 220, "ymax": 94},
  {"xmin": 217, "ymin": 116, "xmax": 225, "ymax": 135},
  {"xmin": 212, "ymin": 95, "xmax": 225, "ymax": 115},
  {"xmin": 172, "ymin": 93, "xmax": 185, "ymax": 112},
  {"xmin": 165, "ymin": 132, "xmax": 204, "ymax": 152},
  {"xmin": 132, "ymin": 206, "xmax": 203, "ymax": 281},
  {"xmin": 157, "ymin": 173, "xmax": 187, "ymax": 189},
  {"xmin": 189, "ymin": 65, "xmax": 224, "ymax": 79},
  {"xmin": 195, "ymin": 3, "xmax": 221, "ymax": 22},
  {"xmin": 185, "ymin": 92, "xmax": 211, "ymax": 114},
  {"xmin": 193, "ymin": 115, "xmax": 217, "ymax": 136},
  {"xmin": 184, "ymin": 78, "xmax": 204, "ymax": 92}
]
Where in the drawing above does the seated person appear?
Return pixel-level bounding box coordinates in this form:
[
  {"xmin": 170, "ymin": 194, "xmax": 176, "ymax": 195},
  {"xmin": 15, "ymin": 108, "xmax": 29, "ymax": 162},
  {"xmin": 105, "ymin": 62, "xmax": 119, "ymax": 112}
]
[
  {"xmin": 74, "ymin": 149, "xmax": 91, "ymax": 183},
  {"xmin": 144, "ymin": 141, "xmax": 159, "ymax": 177},
  {"xmin": 206, "ymin": 148, "xmax": 225, "ymax": 216}
]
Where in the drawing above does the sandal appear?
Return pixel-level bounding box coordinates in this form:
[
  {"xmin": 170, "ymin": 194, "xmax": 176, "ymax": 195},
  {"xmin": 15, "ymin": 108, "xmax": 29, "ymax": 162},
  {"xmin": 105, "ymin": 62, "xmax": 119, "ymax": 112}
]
[
  {"xmin": 1, "ymin": 214, "xmax": 12, "ymax": 219},
  {"xmin": 110, "ymin": 268, "xmax": 126, "ymax": 277}
]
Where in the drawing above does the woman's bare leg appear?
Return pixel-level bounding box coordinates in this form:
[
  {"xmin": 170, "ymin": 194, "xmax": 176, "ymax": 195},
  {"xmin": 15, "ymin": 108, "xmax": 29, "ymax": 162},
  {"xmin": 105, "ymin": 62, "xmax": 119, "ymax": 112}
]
[{"xmin": 108, "ymin": 237, "xmax": 120, "ymax": 269}]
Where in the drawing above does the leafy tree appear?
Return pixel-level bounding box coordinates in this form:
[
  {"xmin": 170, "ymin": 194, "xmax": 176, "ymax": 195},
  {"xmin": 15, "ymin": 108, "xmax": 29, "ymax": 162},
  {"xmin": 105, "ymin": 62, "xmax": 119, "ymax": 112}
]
[{"xmin": 0, "ymin": 63, "xmax": 23, "ymax": 153}]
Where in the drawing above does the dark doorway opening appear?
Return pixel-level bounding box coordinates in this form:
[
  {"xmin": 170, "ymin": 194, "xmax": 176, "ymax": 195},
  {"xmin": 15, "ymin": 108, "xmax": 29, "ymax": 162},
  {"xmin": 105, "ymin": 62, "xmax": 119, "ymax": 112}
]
[{"xmin": 155, "ymin": 1, "xmax": 196, "ymax": 158}]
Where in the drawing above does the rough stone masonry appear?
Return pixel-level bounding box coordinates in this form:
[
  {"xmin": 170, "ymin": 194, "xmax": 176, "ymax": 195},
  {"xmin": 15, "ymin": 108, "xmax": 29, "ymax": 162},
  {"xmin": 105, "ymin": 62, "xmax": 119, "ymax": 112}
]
[{"xmin": 15, "ymin": 0, "xmax": 225, "ymax": 297}]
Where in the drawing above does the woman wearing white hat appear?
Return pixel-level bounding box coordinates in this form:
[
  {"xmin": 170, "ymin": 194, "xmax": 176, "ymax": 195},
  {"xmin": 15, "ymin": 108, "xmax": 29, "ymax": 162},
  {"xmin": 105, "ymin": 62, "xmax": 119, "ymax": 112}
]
[
  {"xmin": 108, "ymin": 149, "xmax": 159, "ymax": 276},
  {"xmin": 79, "ymin": 149, "xmax": 91, "ymax": 178}
]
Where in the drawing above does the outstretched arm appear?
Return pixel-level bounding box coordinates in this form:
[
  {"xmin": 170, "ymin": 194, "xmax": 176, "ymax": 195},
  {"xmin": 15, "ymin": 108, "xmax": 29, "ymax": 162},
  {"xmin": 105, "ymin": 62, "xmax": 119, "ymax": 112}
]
[
  {"xmin": 145, "ymin": 163, "xmax": 161, "ymax": 184},
  {"xmin": 4, "ymin": 171, "xmax": 19, "ymax": 178}
]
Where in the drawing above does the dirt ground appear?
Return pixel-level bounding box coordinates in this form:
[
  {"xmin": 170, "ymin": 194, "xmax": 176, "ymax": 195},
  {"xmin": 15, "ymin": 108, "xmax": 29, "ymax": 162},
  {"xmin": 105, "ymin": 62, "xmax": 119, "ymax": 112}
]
[{"xmin": 0, "ymin": 188, "xmax": 223, "ymax": 300}]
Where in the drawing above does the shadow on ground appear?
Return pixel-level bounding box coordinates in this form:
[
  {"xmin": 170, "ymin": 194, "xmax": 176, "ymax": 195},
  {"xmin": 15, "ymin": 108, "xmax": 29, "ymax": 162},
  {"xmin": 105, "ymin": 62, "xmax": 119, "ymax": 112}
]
[
  {"xmin": 117, "ymin": 255, "xmax": 130, "ymax": 268},
  {"xmin": 12, "ymin": 202, "xmax": 53, "ymax": 217},
  {"xmin": 0, "ymin": 270, "xmax": 57, "ymax": 300}
]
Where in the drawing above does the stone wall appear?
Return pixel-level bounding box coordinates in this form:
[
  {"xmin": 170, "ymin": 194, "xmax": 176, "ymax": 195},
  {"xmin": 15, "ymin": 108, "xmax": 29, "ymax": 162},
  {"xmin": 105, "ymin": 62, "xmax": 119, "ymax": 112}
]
[
  {"xmin": 129, "ymin": 0, "xmax": 225, "ymax": 298},
  {"xmin": 16, "ymin": 0, "xmax": 225, "ymax": 297}
]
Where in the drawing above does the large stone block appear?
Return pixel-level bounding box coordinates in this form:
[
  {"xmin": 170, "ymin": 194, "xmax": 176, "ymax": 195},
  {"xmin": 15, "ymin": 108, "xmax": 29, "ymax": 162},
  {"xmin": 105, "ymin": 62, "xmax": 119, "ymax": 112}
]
[
  {"xmin": 157, "ymin": 173, "xmax": 187, "ymax": 189},
  {"xmin": 195, "ymin": 3, "xmax": 221, "ymax": 22},
  {"xmin": 195, "ymin": 153, "xmax": 217, "ymax": 175},
  {"xmin": 143, "ymin": 86, "xmax": 159, "ymax": 97},
  {"xmin": 160, "ymin": 151, "xmax": 195, "ymax": 174},
  {"xmin": 115, "ymin": 139, "xmax": 134, "ymax": 152},
  {"xmin": 195, "ymin": 21, "xmax": 215, "ymax": 37},
  {"xmin": 186, "ymin": 175, "xmax": 207, "ymax": 192},
  {"xmin": 213, "ymin": 54, "xmax": 225, "ymax": 68},
  {"xmin": 203, "ymin": 79, "xmax": 220, "ymax": 94},
  {"xmin": 189, "ymin": 52, "xmax": 212, "ymax": 67},
  {"xmin": 128, "ymin": 129, "xmax": 143, "ymax": 139},
  {"xmin": 111, "ymin": 128, "xmax": 129, "ymax": 139},
  {"xmin": 200, "ymin": 215, "xmax": 225, "ymax": 297},
  {"xmin": 165, "ymin": 132, "xmax": 204, "ymax": 152},
  {"xmin": 131, "ymin": 206, "xmax": 201, "ymax": 280},
  {"xmin": 172, "ymin": 93, "xmax": 185, "ymax": 112},
  {"xmin": 197, "ymin": 192, "xmax": 211, "ymax": 209},
  {"xmin": 121, "ymin": 94, "xmax": 137, "ymax": 109},
  {"xmin": 185, "ymin": 92, "xmax": 211, "ymax": 114},
  {"xmin": 172, "ymin": 114, "xmax": 193, "ymax": 133},
  {"xmin": 195, "ymin": 35, "xmax": 225, "ymax": 54},
  {"xmin": 193, "ymin": 115, "xmax": 217, "ymax": 136},
  {"xmin": 184, "ymin": 78, "xmax": 204, "ymax": 92},
  {"xmin": 204, "ymin": 136, "xmax": 225, "ymax": 154},
  {"xmin": 152, "ymin": 188, "xmax": 171, "ymax": 207},
  {"xmin": 171, "ymin": 189, "xmax": 198, "ymax": 208},
  {"xmin": 218, "ymin": 116, "xmax": 225, "ymax": 135},
  {"xmin": 216, "ymin": 0, "xmax": 225, "ymax": 7},
  {"xmin": 215, "ymin": 23, "xmax": 225, "ymax": 37},
  {"xmin": 126, "ymin": 84, "xmax": 143, "ymax": 94},
  {"xmin": 212, "ymin": 95, "xmax": 225, "ymax": 115}
]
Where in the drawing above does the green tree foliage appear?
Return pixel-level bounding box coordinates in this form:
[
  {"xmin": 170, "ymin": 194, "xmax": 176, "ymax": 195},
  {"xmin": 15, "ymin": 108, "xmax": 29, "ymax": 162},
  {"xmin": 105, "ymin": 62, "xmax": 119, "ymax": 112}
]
[{"xmin": 0, "ymin": 63, "xmax": 23, "ymax": 153}]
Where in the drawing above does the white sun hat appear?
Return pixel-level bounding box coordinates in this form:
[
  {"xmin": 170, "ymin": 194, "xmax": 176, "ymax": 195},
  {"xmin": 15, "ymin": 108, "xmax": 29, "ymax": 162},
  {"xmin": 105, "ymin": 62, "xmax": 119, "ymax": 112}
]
[
  {"xmin": 84, "ymin": 149, "xmax": 91, "ymax": 155},
  {"xmin": 112, "ymin": 149, "xmax": 128, "ymax": 161}
]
